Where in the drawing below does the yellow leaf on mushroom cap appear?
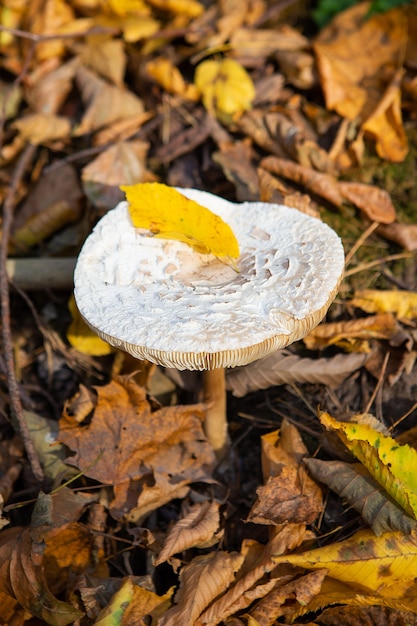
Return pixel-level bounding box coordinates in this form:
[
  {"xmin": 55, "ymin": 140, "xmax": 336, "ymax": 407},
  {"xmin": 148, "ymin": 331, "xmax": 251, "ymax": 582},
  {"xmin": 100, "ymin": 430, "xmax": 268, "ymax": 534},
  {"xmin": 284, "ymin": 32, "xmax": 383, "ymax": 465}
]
[{"xmin": 120, "ymin": 182, "xmax": 240, "ymax": 258}]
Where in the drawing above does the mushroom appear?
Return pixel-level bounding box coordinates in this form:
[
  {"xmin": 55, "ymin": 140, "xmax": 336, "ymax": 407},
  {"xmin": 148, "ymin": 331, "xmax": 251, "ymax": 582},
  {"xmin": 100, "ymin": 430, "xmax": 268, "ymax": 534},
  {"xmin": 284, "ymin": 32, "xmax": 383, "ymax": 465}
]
[{"xmin": 74, "ymin": 188, "xmax": 345, "ymax": 458}]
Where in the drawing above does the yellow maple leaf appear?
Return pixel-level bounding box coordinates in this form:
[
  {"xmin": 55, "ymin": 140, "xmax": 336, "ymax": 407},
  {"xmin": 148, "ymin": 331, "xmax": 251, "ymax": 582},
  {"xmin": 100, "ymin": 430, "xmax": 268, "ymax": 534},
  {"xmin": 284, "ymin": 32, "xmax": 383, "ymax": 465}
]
[
  {"xmin": 120, "ymin": 182, "xmax": 240, "ymax": 259},
  {"xmin": 195, "ymin": 58, "xmax": 255, "ymax": 124},
  {"xmin": 351, "ymin": 289, "xmax": 417, "ymax": 321}
]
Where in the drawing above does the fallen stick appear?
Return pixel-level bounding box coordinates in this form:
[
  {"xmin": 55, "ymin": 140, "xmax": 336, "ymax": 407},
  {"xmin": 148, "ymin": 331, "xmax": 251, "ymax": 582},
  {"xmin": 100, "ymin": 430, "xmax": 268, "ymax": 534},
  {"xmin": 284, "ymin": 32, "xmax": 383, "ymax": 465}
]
[{"xmin": 6, "ymin": 257, "xmax": 76, "ymax": 290}]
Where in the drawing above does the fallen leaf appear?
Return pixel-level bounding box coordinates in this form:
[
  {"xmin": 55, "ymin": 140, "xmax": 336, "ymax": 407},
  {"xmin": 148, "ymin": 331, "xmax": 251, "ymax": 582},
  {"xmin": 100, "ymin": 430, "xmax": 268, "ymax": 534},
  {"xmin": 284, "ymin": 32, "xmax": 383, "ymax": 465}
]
[
  {"xmin": 12, "ymin": 200, "xmax": 81, "ymax": 252},
  {"xmin": 159, "ymin": 551, "xmax": 245, "ymax": 626},
  {"xmin": 147, "ymin": 0, "xmax": 204, "ymax": 18},
  {"xmin": 248, "ymin": 423, "xmax": 322, "ymax": 526},
  {"xmin": 74, "ymin": 65, "xmax": 144, "ymax": 135},
  {"xmin": 351, "ymin": 289, "xmax": 417, "ymax": 321},
  {"xmin": 155, "ymin": 501, "xmax": 221, "ymax": 565},
  {"xmin": 261, "ymin": 156, "xmax": 396, "ymax": 223},
  {"xmin": 226, "ymin": 350, "xmax": 368, "ymax": 397},
  {"xmin": 28, "ymin": 0, "xmax": 75, "ymax": 62},
  {"xmin": 249, "ymin": 570, "xmax": 327, "ymax": 625},
  {"xmin": 305, "ymin": 458, "xmax": 417, "ymax": 536},
  {"xmin": 120, "ymin": 182, "xmax": 240, "ymax": 258},
  {"xmin": 273, "ymin": 528, "xmax": 417, "ymax": 601},
  {"xmin": 11, "ymin": 113, "xmax": 71, "ymax": 145},
  {"xmin": 319, "ymin": 411, "xmax": 417, "ymax": 519},
  {"xmin": 146, "ymin": 57, "xmax": 198, "ymax": 99},
  {"xmin": 59, "ymin": 377, "xmax": 215, "ymax": 521},
  {"xmin": 25, "ymin": 58, "xmax": 79, "ymax": 114},
  {"xmin": 212, "ymin": 139, "xmax": 259, "ymax": 201},
  {"xmin": 377, "ymin": 221, "xmax": 417, "ymax": 251},
  {"xmin": 314, "ymin": 2, "xmax": 408, "ymax": 161},
  {"xmin": 67, "ymin": 294, "xmax": 114, "ymax": 356},
  {"xmin": 303, "ymin": 313, "xmax": 400, "ymax": 352},
  {"xmin": 195, "ymin": 57, "xmax": 255, "ymax": 124},
  {"xmin": 317, "ymin": 604, "xmax": 417, "ymax": 626},
  {"xmin": 81, "ymin": 140, "xmax": 154, "ymax": 210},
  {"xmin": 195, "ymin": 524, "xmax": 309, "ymax": 626},
  {"xmin": 74, "ymin": 38, "xmax": 126, "ymax": 85}
]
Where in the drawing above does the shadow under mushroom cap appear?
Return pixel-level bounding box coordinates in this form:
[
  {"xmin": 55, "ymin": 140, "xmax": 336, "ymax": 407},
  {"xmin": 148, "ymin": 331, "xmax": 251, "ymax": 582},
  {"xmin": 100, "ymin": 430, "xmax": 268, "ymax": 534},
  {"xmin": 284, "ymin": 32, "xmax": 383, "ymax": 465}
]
[{"xmin": 74, "ymin": 188, "xmax": 345, "ymax": 371}]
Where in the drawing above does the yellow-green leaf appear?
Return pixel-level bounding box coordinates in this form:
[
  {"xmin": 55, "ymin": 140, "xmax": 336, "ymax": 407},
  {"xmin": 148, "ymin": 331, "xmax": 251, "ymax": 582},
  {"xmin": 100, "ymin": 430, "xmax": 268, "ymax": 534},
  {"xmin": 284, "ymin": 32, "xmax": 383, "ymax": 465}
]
[
  {"xmin": 351, "ymin": 289, "xmax": 417, "ymax": 320},
  {"xmin": 195, "ymin": 58, "xmax": 255, "ymax": 124},
  {"xmin": 319, "ymin": 411, "xmax": 417, "ymax": 519},
  {"xmin": 273, "ymin": 528, "xmax": 417, "ymax": 601},
  {"xmin": 120, "ymin": 182, "xmax": 240, "ymax": 258}
]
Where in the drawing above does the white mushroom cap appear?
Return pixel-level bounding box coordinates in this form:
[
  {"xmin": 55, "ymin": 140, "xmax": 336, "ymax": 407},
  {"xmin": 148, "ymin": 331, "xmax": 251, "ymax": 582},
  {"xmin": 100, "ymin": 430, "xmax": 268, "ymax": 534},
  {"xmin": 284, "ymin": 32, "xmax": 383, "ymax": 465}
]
[{"xmin": 74, "ymin": 188, "xmax": 344, "ymax": 371}]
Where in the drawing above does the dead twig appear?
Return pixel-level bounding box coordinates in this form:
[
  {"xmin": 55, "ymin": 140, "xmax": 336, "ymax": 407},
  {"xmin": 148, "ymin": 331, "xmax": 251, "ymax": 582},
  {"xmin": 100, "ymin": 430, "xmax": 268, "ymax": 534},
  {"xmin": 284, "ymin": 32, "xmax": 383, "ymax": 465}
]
[{"xmin": 0, "ymin": 142, "xmax": 44, "ymax": 484}]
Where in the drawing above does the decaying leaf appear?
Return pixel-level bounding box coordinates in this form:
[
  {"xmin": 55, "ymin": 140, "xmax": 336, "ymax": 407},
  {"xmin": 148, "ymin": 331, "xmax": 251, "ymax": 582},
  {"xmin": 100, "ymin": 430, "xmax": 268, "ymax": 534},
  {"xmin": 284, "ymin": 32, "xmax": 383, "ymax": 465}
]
[
  {"xmin": 305, "ymin": 458, "xmax": 417, "ymax": 536},
  {"xmin": 351, "ymin": 289, "xmax": 417, "ymax": 321},
  {"xmin": 59, "ymin": 377, "xmax": 215, "ymax": 521},
  {"xmin": 226, "ymin": 350, "xmax": 368, "ymax": 397},
  {"xmin": 319, "ymin": 411, "xmax": 417, "ymax": 520},
  {"xmin": 146, "ymin": 57, "xmax": 198, "ymax": 99},
  {"xmin": 155, "ymin": 500, "xmax": 221, "ymax": 565},
  {"xmin": 195, "ymin": 57, "xmax": 255, "ymax": 124},
  {"xmin": 248, "ymin": 423, "xmax": 322, "ymax": 526},
  {"xmin": 120, "ymin": 181, "xmax": 240, "ymax": 258},
  {"xmin": 273, "ymin": 528, "xmax": 417, "ymax": 603}
]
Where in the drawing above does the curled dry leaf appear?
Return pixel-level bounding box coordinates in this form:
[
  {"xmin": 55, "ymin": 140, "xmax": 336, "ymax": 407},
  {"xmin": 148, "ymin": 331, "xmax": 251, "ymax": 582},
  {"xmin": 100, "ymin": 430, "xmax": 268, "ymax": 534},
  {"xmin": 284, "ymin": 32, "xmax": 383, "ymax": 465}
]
[
  {"xmin": 159, "ymin": 551, "xmax": 245, "ymax": 626},
  {"xmin": 73, "ymin": 38, "xmax": 126, "ymax": 86},
  {"xmin": 146, "ymin": 57, "xmax": 198, "ymax": 99},
  {"xmin": 377, "ymin": 221, "xmax": 417, "ymax": 251},
  {"xmin": 249, "ymin": 569, "xmax": 327, "ymax": 625},
  {"xmin": 155, "ymin": 500, "xmax": 221, "ymax": 565},
  {"xmin": 261, "ymin": 156, "xmax": 396, "ymax": 223},
  {"xmin": 305, "ymin": 458, "xmax": 417, "ymax": 536},
  {"xmin": 226, "ymin": 350, "xmax": 368, "ymax": 397}
]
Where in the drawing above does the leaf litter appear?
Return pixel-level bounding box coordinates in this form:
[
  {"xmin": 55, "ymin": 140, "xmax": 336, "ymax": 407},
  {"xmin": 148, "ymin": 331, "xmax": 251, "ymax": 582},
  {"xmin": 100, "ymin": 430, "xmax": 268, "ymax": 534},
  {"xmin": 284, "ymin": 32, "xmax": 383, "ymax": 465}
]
[{"xmin": 1, "ymin": 0, "xmax": 417, "ymax": 624}]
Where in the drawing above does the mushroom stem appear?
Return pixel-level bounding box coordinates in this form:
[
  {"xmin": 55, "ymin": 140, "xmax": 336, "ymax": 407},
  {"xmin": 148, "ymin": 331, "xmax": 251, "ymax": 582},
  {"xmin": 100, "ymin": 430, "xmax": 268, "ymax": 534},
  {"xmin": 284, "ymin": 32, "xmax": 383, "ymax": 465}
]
[{"xmin": 203, "ymin": 367, "xmax": 228, "ymax": 458}]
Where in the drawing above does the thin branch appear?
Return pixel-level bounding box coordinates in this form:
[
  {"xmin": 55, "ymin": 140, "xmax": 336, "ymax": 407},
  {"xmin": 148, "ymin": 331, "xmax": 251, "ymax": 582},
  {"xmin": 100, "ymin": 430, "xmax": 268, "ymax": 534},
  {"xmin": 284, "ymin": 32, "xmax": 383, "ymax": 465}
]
[{"xmin": 0, "ymin": 143, "xmax": 44, "ymax": 484}]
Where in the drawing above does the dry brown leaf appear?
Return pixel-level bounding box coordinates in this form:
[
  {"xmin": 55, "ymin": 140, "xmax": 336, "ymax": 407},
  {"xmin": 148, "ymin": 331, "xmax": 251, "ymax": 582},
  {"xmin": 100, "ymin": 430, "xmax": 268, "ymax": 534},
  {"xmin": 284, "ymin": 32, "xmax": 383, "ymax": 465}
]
[
  {"xmin": 248, "ymin": 423, "xmax": 322, "ymax": 526},
  {"xmin": 304, "ymin": 313, "xmax": 400, "ymax": 352},
  {"xmin": 212, "ymin": 139, "xmax": 259, "ymax": 201},
  {"xmin": 74, "ymin": 38, "xmax": 126, "ymax": 85},
  {"xmin": 261, "ymin": 156, "xmax": 396, "ymax": 223},
  {"xmin": 13, "ymin": 163, "xmax": 83, "ymax": 231},
  {"xmin": 26, "ymin": 0, "xmax": 75, "ymax": 62},
  {"xmin": 12, "ymin": 200, "xmax": 81, "ymax": 252},
  {"xmin": 25, "ymin": 58, "xmax": 79, "ymax": 114},
  {"xmin": 257, "ymin": 167, "xmax": 318, "ymax": 216},
  {"xmin": 314, "ymin": 2, "xmax": 408, "ymax": 161},
  {"xmin": 59, "ymin": 377, "xmax": 215, "ymax": 521},
  {"xmin": 146, "ymin": 57, "xmax": 198, "ymax": 99},
  {"xmin": 155, "ymin": 501, "xmax": 221, "ymax": 566},
  {"xmin": 74, "ymin": 65, "xmax": 144, "ymax": 135},
  {"xmin": 226, "ymin": 350, "xmax": 368, "ymax": 397},
  {"xmin": 247, "ymin": 467, "xmax": 322, "ymax": 526},
  {"xmin": 195, "ymin": 524, "xmax": 309, "ymax": 626},
  {"xmin": 230, "ymin": 25, "xmax": 309, "ymax": 60},
  {"xmin": 159, "ymin": 551, "xmax": 245, "ymax": 626},
  {"xmin": 318, "ymin": 604, "xmax": 417, "ymax": 626},
  {"xmin": 275, "ymin": 48, "xmax": 316, "ymax": 90},
  {"xmin": 377, "ymin": 221, "xmax": 417, "ymax": 251},
  {"xmin": 0, "ymin": 519, "xmax": 84, "ymax": 625},
  {"xmin": 81, "ymin": 140, "xmax": 155, "ymax": 210},
  {"xmin": 249, "ymin": 570, "xmax": 327, "ymax": 625},
  {"xmin": 12, "ymin": 113, "xmax": 71, "ymax": 145}
]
